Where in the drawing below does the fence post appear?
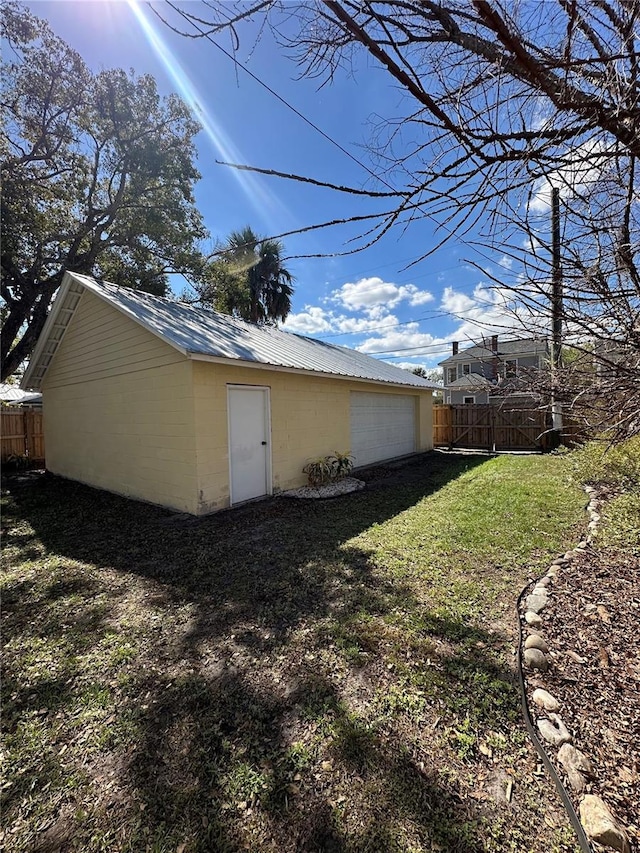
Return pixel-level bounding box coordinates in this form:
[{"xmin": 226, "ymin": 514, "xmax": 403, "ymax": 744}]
[
  {"xmin": 25, "ymin": 410, "xmax": 32, "ymax": 458},
  {"xmin": 489, "ymin": 406, "xmax": 496, "ymax": 452}
]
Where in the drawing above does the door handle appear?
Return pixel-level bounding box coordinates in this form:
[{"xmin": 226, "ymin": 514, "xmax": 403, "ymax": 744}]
[{"xmin": 261, "ymin": 441, "xmax": 267, "ymax": 445}]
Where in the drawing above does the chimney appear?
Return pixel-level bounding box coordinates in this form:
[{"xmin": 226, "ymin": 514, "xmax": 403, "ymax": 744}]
[
  {"xmin": 452, "ymin": 341, "xmax": 459, "ymax": 356},
  {"xmin": 491, "ymin": 335, "xmax": 499, "ymax": 382}
]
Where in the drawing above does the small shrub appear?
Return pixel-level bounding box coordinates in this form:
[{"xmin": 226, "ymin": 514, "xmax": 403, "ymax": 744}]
[
  {"xmin": 303, "ymin": 451, "xmax": 354, "ymax": 487},
  {"xmin": 302, "ymin": 456, "xmax": 336, "ymax": 487},
  {"xmin": 5, "ymin": 453, "xmax": 30, "ymax": 470},
  {"xmin": 332, "ymin": 451, "xmax": 355, "ymax": 481},
  {"xmin": 570, "ymin": 436, "xmax": 640, "ymax": 491}
]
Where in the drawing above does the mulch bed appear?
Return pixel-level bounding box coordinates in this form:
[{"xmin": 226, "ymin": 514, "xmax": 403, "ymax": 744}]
[{"xmin": 524, "ymin": 541, "xmax": 640, "ymax": 850}]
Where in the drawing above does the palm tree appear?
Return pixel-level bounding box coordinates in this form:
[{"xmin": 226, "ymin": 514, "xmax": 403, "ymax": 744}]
[{"xmin": 209, "ymin": 226, "xmax": 294, "ymax": 324}]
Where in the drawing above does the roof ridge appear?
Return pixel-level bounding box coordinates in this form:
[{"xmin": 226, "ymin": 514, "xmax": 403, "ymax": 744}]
[{"xmin": 94, "ymin": 278, "xmax": 343, "ymax": 347}]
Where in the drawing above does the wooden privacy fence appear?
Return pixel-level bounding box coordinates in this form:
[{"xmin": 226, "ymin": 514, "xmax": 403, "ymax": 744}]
[
  {"xmin": 433, "ymin": 404, "xmax": 555, "ymax": 452},
  {"xmin": 1, "ymin": 409, "xmax": 45, "ymax": 464}
]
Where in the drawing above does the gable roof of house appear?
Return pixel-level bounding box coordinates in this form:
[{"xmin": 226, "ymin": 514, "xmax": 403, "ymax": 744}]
[
  {"xmin": 438, "ymin": 338, "xmax": 548, "ymax": 366},
  {"xmin": 22, "ymin": 272, "xmax": 440, "ymax": 392},
  {"xmin": 445, "ymin": 374, "xmax": 494, "ymax": 390}
]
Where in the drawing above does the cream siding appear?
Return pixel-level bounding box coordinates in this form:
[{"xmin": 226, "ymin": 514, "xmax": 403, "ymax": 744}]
[
  {"xmin": 192, "ymin": 360, "xmax": 433, "ymax": 514},
  {"xmin": 42, "ymin": 291, "xmax": 199, "ymax": 513},
  {"xmin": 40, "ymin": 289, "xmax": 433, "ymax": 516}
]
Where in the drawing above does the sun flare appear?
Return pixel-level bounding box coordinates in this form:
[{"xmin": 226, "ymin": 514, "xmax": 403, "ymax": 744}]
[{"xmin": 126, "ymin": 0, "xmax": 288, "ymax": 223}]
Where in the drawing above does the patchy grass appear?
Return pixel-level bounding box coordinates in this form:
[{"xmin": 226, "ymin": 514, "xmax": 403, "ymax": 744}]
[
  {"xmin": 2, "ymin": 452, "xmax": 585, "ymax": 852},
  {"xmin": 598, "ymin": 490, "xmax": 640, "ymax": 553},
  {"xmin": 569, "ymin": 435, "xmax": 640, "ymax": 554}
]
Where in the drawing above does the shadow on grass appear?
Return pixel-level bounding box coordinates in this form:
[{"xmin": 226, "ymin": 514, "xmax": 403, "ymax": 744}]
[
  {"xmin": 4, "ymin": 452, "xmax": 489, "ymax": 640},
  {"xmin": 116, "ymin": 668, "xmax": 490, "ymax": 852},
  {"xmin": 2, "ymin": 452, "xmax": 524, "ymax": 852}
]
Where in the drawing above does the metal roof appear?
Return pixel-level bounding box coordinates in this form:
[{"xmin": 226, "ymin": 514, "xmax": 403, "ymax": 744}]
[
  {"xmin": 23, "ymin": 272, "xmax": 440, "ymax": 391},
  {"xmin": 0, "ymin": 383, "xmax": 42, "ymax": 404}
]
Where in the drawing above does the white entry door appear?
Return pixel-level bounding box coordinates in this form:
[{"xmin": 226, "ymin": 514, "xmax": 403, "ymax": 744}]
[
  {"xmin": 228, "ymin": 386, "xmax": 271, "ymax": 505},
  {"xmin": 350, "ymin": 391, "xmax": 416, "ymax": 467}
]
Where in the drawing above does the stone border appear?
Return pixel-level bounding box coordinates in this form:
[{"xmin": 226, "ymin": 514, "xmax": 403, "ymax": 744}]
[
  {"xmin": 518, "ymin": 487, "xmax": 632, "ymax": 853},
  {"xmin": 280, "ymin": 477, "xmax": 366, "ymax": 500}
]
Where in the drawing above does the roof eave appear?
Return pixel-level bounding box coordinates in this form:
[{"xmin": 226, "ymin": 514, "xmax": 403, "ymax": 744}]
[
  {"xmin": 21, "ymin": 272, "xmax": 189, "ymax": 390},
  {"xmin": 21, "ymin": 273, "xmax": 76, "ymax": 390},
  {"xmin": 188, "ymin": 352, "xmax": 440, "ymax": 390}
]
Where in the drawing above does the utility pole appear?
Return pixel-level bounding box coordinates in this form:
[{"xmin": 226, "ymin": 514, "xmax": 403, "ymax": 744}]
[{"xmin": 551, "ymin": 186, "xmax": 563, "ymax": 439}]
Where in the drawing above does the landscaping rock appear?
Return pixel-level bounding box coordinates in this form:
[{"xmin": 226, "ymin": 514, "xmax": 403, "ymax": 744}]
[
  {"xmin": 537, "ymin": 713, "xmax": 571, "ymax": 746},
  {"xmin": 532, "ymin": 688, "xmax": 559, "ymax": 711},
  {"xmin": 526, "ymin": 588, "xmax": 548, "ymax": 613},
  {"xmin": 546, "ymin": 566, "xmax": 560, "ymax": 578},
  {"xmin": 579, "ymin": 795, "xmax": 630, "ymax": 853},
  {"xmin": 552, "ymin": 557, "xmax": 569, "ymax": 566},
  {"xmin": 525, "ymin": 635, "xmax": 549, "ymax": 653},
  {"xmin": 558, "ymin": 744, "xmax": 594, "ymax": 793},
  {"xmin": 524, "ymin": 648, "xmax": 548, "ymax": 671},
  {"xmin": 524, "ymin": 610, "xmax": 543, "ymax": 628},
  {"xmin": 536, "ymin": 576, "xmax": 552, "ymax": 588},
  {"xmin": 485, "ymin": 768, "xmax": 513, "ymax": 806}
]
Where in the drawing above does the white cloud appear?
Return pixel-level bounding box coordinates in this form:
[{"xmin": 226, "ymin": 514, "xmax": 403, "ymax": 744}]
[
  {"xmin": 357, "ymin": 324, "xmax": 452, "ymax": 359},
  {"xmin": 409, "ymin": 288, "xmax": 435, "ymax": 306},
  {"xmin": 335, "ymin": 314, "xmax": 397, "ymax": 333},
  {"xmin": 438, "ymin": 281, "xmax": 548, "ymax": 344},
  {"xmin": 285, "ymin": 274, "xmax": 550, "ymax": 365},
  {"xmin": 284, "ymin": 306, "xmax": 403, "ymax": 337},
  {"xmin": 331, "ymin": 276, "xmax": 433, "ymax": 314},
  {"xmin": 358, "ymin": 329, "xmax": 435, "ymax": 354},
  {"xmin": 283, "ymin": 306, "xmax": 333, "ymax": 334},
  {"xmin": 529, "ymin": 139, "xmax": 610, "ymax": 212},
  {"xmin": 440, "ymin": 287, "xmax": 476, "ymax": 314}
]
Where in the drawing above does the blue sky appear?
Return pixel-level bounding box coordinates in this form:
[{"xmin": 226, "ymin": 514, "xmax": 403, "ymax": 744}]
[{"xmin": 25, "ymin": 0, "xmax": 537, "ymax": 373}]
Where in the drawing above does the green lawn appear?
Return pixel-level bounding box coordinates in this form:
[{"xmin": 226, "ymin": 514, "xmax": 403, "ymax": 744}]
[{"xmin": 2, "ymin": 452, "xmax": 586, "ymax": 852}]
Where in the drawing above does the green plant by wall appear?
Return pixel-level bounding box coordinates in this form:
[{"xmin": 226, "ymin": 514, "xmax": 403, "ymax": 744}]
[
  {"xmin": 332, "ymin": 451, "xmax": 355, "ymax": 481},
  {"xmin": 6, "ymin": 453, "xmax": 30, "ymax": 470},
  {"xmin": 302, "ymin": 457, "xmax": 335, "ymax": 487},
  {"xmin": 302, "ymin": 452, "xmax": 355, "ymax": 487}
]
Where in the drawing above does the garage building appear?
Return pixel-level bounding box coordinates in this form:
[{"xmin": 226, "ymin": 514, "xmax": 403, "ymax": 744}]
[{"xmin": 22, "ymin": 272, "xmax": 438, "ymax": 514}]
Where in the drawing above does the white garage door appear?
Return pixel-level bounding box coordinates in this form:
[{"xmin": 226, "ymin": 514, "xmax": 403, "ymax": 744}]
[{"xmin": 350, "ymin": 392, "xmax": 416, "ymax": 468}]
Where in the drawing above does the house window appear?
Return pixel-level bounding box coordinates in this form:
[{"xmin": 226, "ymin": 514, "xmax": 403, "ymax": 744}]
[
  {"xmin": 463, "ymin": 396, "xmax": 475, "ymax": 404},
  {"xmin": 460, "ymin": 363, "xmax": 471, "ymax": 376},
  {"xmin": 505, "ymin": 359, "xmax": 518, "ymax": 378},
  {"xmin": 447, "ymin": 367, "xmax": 457, "ymax": 384}
]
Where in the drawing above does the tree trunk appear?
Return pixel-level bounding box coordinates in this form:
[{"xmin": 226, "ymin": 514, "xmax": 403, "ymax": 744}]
[{"xmin": 1, "ymin": 276, "xmax": 61, "ymax": 381}]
